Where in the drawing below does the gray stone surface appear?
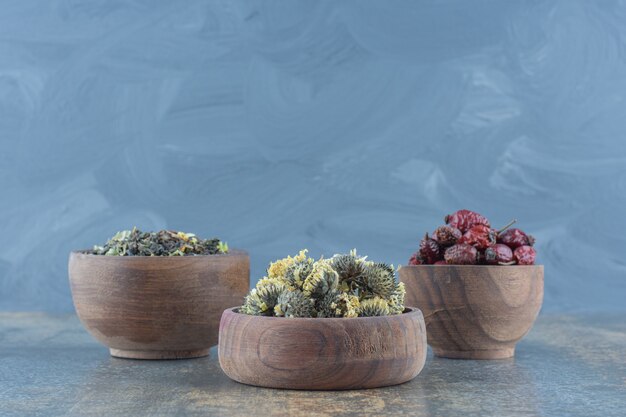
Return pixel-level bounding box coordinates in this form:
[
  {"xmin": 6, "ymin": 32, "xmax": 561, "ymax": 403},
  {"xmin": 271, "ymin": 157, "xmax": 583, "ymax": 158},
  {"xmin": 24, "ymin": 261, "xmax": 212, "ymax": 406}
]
[{"xmin": 1, "ymin": 313, "xmax": 625, "ymax": 417}]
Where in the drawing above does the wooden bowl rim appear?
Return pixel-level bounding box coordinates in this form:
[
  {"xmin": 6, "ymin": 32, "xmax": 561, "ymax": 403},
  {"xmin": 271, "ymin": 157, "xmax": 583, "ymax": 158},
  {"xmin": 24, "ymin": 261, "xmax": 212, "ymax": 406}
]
[
  {"xmin": 399, "ymin": 264, "xmax": 543, "ymax": 270},
  {"xmin": 70, "ymin": 248, "xmax": 248, "ymax": 260},
  {"xmin": 223, "ymin": 306, "xmax": 423, "ymax": 322}
]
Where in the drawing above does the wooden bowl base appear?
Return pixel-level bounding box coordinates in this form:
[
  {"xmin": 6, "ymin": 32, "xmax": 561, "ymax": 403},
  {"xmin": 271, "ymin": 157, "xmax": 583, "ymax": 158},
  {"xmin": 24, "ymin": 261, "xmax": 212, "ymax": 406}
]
[
  {"xmin": 433, "ymin": 347, "xmax": 515, "ymax": 360},
  {"xmin": 109, "ymin": 348, "xmax": 210, "ymax": 360}
]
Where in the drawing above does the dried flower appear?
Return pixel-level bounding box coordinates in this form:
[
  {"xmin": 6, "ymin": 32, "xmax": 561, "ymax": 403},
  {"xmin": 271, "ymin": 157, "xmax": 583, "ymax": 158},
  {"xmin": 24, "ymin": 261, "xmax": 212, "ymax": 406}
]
[
  {"xmin": 302, "ymin": 260, "xmax": 338, "ymax": 298},
  {"xmin": 240, "ymin": 278, "xmax": 288, "ymax": 316},
  {"xmin": 241, "ymin": 249, "xmax": 404, "ymax": 318},
  {"xmin": 360, "ymin": 262, "xmax": 396, "ymax": 299},
  {"xmin": 274, "ymin": 290, "xmax": 315, "ymax": 318},
  {"xmin": 357, "ymin": 297, "xmax": 391, "ymax": 317},
  {"xmin": 91, "ymin": 227, "xmax": 227, "ymax": 256},
  {"xmin": 315, "ymin": 290, "xmax": 361, "ymax": 318},
  {"xmin": 388, "ymin": 282, "xmax": 406, "ymax": 315}
]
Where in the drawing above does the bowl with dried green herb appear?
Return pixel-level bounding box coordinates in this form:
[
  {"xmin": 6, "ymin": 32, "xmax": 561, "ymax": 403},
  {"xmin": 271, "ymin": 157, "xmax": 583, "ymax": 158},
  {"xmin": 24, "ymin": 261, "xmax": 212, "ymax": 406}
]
[
  {"xmin": 218, "ymin": 250, "xmax": 427, "ymax": 389},
  {"xmin": 69, "ymin": 228, "xmax": 249, "ymax": 359}
]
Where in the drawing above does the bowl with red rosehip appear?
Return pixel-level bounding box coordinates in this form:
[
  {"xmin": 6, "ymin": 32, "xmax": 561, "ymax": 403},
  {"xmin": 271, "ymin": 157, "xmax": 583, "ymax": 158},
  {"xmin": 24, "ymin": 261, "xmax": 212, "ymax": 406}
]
[{"xmin": 399, "ymin": 209, "xmax": 543, "ymax": 360}]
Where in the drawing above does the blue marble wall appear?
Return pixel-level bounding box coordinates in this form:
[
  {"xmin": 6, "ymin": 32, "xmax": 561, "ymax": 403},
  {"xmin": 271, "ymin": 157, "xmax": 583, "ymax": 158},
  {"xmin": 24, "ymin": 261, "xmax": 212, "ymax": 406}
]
[{"xmin": 1, "ymin": 0, "xmax": 625, "ymax": 312}]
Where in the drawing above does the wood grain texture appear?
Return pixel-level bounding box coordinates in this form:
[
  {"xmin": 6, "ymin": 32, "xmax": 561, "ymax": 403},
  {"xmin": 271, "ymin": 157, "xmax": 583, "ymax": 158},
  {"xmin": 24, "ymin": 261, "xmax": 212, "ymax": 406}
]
[
  {"xmin": 218, "ymin": 307, "xmax": 427, "ymax": 390},
  {"xmin": 399, "ymin": 265, "xmax": 543, "ymax": 359},
  {"xmin": 68, "ymin": 250, "xmax": 249, "ymax": 359}
]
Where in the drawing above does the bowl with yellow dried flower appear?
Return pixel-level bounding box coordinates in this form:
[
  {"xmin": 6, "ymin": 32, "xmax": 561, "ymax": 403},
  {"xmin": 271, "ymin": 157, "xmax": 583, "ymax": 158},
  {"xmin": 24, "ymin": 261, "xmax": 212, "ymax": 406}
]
[
  {"xmin": 218, "ymin": 250, "xmax": 427, "ymax": 389},
  {"xmin": 69, "ymin": 228, "xmax": 249, "ymax": 359}
]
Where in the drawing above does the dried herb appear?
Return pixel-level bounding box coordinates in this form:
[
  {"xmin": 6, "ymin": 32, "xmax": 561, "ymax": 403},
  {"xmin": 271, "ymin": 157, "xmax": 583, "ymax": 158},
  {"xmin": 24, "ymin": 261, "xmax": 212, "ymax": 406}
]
[
  {"xmin": 241, "ymin": 249, "xmax": 405, "ymax": 318},
  {"xmin": 91, "ymin": 228, "xmax": 228, "ymax": 256}
]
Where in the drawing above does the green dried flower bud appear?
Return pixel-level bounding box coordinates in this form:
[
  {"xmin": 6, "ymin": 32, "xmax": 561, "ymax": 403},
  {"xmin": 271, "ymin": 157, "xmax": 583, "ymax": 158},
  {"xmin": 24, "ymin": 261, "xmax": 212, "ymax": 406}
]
[
  {"xmin": 241, "ymin": 278, "xmax": 287, "ymax": 316},
  {"xmin": 361, "ymin": 262, "xmax": 396, "ymax": 299},
  {"xmin": 357, "ymin": 297, "xmax": 391, "ymax": 317},
  {"xmin": 284, "ymin": 259, "xmax": 314, "ymax": 289},
  {"xmin": 329, "ymin": 249, "xmax": 367, "ymax": 287},
  {"xmin": 316, "ymin": 290, "xmax": 355, "ymax": 318},
  {"xmin": 315, "ymin": 289, "xmax": 340, "ymax": 318},
  {"xmin": 388, "ymin": 282, "xmax": 406, "ymax": 315},
  {"xmin": 274, "ymin": 290, "xmax": 314, "ymax": 318}
]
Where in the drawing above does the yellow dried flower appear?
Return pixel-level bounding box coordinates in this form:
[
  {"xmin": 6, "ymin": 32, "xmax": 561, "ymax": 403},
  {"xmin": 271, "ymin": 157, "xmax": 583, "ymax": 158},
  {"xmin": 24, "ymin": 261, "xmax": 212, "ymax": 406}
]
[
  {"xmin": 267, "ymin": 259, "xmax": 290, "ymax": 280},
  {"xmin": 337, "ymin": 293, "xmax": 360, "ymax": 318},
  {"xmin": 293, "ymin": 249, "xmax": 309, "ymax": 263},
  {"xmin": 267, "ymin": 249, "xmax": 311, "ymax": 280}
]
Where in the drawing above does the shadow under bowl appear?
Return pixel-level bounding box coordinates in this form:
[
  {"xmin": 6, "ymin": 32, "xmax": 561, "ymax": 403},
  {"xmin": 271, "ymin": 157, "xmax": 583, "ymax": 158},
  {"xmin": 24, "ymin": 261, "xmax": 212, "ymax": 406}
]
[
  {"xmin": 218, "ymin": 306, "xmax": 427, "ymax": 390},
  {"xmin": 69, "ymin": 250, "xmax": 249, "ymax": 359},
  {"xmin": 399, "ymin": 265, "xmax": 543, "ymax": 360}
]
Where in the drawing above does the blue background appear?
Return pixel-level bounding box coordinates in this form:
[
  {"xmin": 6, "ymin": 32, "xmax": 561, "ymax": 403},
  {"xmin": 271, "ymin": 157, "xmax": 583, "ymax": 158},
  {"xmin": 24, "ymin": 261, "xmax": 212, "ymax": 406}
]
[{"xmin": 1, "ymin": 0, "xmax": 625, "ymax": 312}]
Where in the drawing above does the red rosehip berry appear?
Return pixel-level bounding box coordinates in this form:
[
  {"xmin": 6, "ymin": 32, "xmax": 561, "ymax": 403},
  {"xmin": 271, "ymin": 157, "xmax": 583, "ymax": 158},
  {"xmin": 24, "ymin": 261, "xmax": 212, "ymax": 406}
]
[
  {"xmin": 444, "ymin": 243, "xmax": 479, "ymax": 265},
  {"xmin": 498, "ymin": 228, "xmax": 535, "ymax": 249},
  {"xmin": 458, "ymin": 224, "xmax": 496, "ymax": 250},
  {"xmin": 514, "ymin": 245, "xmax": 536, "ymax": 265},
  {"xmin": 432, "ymin": 225, "xmax": 462, "ymax": 247},
  {"xmin": 419, "ymin": 233, "xmax": 441, "ymax": 264},
  {"xmin": 408, "ymin": 252, "xmax": 424, "ymax": 265},
  {"xmin": 445, "ymin": 209, "xmax": 490, "ymax": 233},
  {"xmin": 484, "ymin": 244, "xmax": 514, "ymax": 265}
]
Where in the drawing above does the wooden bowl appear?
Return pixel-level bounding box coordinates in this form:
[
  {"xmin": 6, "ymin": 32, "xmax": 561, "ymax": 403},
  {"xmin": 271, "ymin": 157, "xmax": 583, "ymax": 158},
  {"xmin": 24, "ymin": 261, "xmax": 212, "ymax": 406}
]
[
  {"xmin": 399, "ymin": 265, "xmax": 543, "ymax": 360},
  {"xmin": 218, "ymin": 307, "xmax": 427, "ymax": 390},
  {"xmin": 69, "ymin": 250, "xmax": 249, "ymax": 359}
]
